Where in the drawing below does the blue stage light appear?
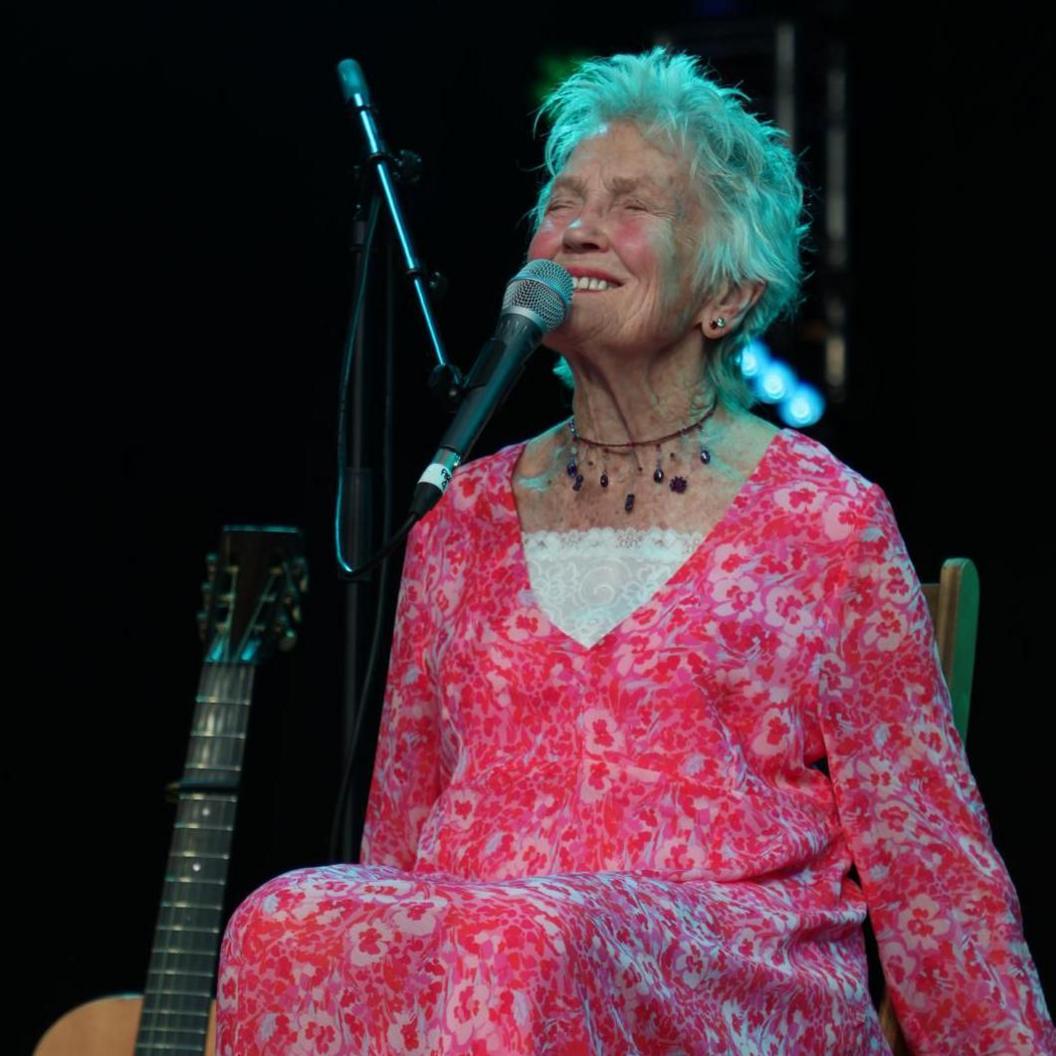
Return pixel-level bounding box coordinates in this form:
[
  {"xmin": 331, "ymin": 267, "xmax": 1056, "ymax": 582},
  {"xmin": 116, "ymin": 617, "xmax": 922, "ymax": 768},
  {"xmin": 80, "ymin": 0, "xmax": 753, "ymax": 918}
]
[
  {"xmin": 780, "ymin": 382, "xmax": 825, "ymax": 427},
  {"xmin": 740, "ymin": 338, "xmax": 771, "ymax": 379},
  {"xmin": 755, "ymin": 361, "xmax": 796, "ymax": 404}
]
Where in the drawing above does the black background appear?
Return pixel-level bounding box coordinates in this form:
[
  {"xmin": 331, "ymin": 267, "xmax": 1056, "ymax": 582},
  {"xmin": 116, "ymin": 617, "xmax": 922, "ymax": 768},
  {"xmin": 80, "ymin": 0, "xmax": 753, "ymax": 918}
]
[{"xmin": 13, "ymin": 3, "xmax": 1053, "ymax": 1050}]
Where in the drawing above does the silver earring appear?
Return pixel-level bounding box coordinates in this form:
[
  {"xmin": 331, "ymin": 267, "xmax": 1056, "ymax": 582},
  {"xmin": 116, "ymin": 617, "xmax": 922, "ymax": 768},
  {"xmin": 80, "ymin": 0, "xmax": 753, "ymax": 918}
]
[{"xmin": 709, "ymin": 317, "xmax": 727, "ymax": 330}]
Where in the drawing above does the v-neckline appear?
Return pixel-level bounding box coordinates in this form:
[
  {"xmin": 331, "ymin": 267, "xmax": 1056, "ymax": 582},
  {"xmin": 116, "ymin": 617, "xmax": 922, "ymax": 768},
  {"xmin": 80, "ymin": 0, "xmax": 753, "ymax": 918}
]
[{"xmin": 501, "ymin": 426, "xmax": 790, "ymax": 653}]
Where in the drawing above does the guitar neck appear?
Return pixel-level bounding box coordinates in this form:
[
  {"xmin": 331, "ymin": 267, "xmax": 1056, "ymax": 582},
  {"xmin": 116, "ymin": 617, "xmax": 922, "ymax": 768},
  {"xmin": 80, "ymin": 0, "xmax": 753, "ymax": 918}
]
[{"xmin": 135, "ymin": 662, "xmax": 255, "ymax": 1056}]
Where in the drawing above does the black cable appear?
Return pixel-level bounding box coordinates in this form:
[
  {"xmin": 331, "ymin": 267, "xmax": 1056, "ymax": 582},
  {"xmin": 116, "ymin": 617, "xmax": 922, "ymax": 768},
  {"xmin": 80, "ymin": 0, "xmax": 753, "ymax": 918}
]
[
  {"xmin": 328, "ymin": 230, "xmax": 413, "ymax": 861},
  {"xmin": 334, "ymin": 194, "xmax": 381, "ymax": 579}
]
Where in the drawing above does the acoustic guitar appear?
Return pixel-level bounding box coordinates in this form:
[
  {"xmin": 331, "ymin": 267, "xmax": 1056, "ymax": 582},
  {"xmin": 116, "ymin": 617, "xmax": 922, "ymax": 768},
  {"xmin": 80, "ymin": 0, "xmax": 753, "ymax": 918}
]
[{"xmin": 34, "ymin": 526, "xmax": 307, "ymax": 1056}]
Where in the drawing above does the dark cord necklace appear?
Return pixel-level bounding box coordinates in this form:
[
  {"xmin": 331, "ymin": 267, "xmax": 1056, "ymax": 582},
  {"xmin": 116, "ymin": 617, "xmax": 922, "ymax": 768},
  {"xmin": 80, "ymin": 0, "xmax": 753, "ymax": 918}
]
[{"xmin": 566, "ymin": 398, "xmax": 719, "ymax": 513}]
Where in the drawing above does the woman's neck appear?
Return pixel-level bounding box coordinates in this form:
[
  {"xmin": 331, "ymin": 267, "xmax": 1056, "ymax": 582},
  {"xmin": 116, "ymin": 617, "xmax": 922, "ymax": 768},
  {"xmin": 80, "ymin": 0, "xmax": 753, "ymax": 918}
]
[{"xmin": 565, "ymin": 339, "xmax": 735, "ymax": 445}]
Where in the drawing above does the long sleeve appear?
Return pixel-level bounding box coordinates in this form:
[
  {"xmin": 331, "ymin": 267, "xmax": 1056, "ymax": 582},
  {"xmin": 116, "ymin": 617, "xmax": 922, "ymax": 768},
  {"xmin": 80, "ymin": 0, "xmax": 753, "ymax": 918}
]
[
  {"xmin": 819, "ymin": 484, "xmax": 1054, "ymax": 1056},
  {"xmin": 358, "ymin": 512, "xmax": 446, "ymax": 871}
]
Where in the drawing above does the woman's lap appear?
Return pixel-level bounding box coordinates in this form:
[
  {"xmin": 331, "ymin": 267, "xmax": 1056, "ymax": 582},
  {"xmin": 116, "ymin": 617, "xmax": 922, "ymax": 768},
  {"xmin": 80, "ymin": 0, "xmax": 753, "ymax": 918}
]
[{"xmin": 216, "ymin": 865, "xmax": 881, "ymax": 1056}]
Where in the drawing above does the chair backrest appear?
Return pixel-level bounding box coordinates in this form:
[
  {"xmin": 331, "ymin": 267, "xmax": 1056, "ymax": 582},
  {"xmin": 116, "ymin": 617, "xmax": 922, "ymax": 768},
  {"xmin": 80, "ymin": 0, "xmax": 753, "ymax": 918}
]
[
  {"xmin": 875, "ymin": 557, "xmax": 980, "ymax": 1054},
  {"xmin": 921, "ymin": 557, "xmax": 979, "ymax": 744}
]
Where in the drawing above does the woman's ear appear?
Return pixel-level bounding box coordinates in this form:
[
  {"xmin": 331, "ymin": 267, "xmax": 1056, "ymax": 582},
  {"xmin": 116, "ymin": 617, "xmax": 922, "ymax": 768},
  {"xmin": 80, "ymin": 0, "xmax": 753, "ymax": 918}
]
[{"xmin": 697, "ymin": 280, "xmax": 766, "ymax": 335}]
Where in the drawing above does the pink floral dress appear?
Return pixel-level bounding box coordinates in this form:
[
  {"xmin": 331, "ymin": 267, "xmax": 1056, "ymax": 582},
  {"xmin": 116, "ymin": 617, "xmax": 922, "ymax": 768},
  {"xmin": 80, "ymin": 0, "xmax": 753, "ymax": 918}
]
[{"xmin": 217, "ymin": 428, "xmax": 1054, "ymax": 1055}]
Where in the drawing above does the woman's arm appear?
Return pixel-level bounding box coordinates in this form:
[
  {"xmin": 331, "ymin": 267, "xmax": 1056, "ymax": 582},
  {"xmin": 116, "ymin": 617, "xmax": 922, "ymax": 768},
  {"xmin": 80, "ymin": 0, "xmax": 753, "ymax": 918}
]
[
  {"xmin": 358, "ymin": 512, "xmax": 446, "ymax": 871},
  {"xmin": 819, "ymin": 483, "xmax": 1054, "ymax": 1056}
]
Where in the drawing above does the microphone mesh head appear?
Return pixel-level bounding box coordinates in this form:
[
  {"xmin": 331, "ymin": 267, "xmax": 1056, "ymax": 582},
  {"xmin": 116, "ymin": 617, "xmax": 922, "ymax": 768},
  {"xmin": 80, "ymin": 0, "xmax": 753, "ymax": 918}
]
[{"xmin": 501, "ymin": 260, "xmax": 573, "ymax": 332}]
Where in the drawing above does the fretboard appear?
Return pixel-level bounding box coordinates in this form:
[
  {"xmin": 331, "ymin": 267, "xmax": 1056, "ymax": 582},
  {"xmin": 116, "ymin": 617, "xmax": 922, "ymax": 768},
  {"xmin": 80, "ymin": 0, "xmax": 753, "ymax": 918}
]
[{"xmin": 135, "ymin": 662, "xmax": 255, "ymax": 1056}]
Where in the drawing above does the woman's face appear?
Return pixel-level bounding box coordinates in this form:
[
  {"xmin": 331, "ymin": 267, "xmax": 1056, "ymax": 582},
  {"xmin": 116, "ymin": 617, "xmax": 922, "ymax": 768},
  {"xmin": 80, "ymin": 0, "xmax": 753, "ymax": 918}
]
[{"xmin": 527, "ymin": 121, "xmax": 706, "ymax": 361}]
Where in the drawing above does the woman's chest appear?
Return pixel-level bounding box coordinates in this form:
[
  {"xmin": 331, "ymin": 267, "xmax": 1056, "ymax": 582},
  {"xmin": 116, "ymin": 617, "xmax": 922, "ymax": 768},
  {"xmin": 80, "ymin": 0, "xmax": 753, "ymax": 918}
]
[{"xmin": 433, "ymin": 542, "xmax": 833, "ymax": 785}]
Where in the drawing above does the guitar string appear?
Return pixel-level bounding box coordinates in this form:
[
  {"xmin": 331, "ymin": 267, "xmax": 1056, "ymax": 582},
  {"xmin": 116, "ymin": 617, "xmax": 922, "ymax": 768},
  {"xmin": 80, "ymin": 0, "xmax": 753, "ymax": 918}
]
[
  {"xmin": 142, "ymin": 558, "xmax": 290, "ymax": 1051},
  {"xmin": 144, "ymin": 664, "xmax": 252, "ymax": 1051}
]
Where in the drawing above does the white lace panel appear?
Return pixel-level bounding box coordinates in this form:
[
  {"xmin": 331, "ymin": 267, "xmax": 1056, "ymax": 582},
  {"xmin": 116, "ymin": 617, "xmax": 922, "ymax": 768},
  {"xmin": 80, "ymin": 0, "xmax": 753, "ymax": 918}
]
[{"xmin": 522, "ymin": 527, "xmax": 704, "ymax": 648}]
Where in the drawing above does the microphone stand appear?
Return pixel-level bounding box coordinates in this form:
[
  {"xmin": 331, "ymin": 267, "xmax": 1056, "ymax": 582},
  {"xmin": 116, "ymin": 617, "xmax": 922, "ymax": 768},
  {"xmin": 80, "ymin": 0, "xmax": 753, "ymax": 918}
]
[
  {"xmin": 332, "ymin": 58, "xmax": 462, "ymax": 859},
  {"xmin": 336, "ymin": 58, "xmax": 463, "ymax": 427}
]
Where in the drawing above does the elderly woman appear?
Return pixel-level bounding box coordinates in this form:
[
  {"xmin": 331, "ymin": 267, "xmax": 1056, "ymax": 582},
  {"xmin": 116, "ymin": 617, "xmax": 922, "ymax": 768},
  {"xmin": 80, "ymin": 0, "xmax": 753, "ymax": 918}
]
[{"xmin": 217, "ymin": 49, "xmax": 1054, "ymax": 1055}]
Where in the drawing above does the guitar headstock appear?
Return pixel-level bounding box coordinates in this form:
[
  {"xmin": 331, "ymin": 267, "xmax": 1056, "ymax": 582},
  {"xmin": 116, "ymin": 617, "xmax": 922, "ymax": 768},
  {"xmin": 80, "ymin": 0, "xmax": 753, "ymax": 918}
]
[{"xmin": 197, "ymin": 525, "xmax": 307, "ymax": 665}]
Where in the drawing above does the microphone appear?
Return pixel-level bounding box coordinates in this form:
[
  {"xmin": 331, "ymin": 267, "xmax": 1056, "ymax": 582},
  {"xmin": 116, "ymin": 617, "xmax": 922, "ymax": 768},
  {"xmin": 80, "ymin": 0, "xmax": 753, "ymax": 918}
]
[{"xmin": 409, "ymin": 259, "xmax": 573, "ymax": 519}]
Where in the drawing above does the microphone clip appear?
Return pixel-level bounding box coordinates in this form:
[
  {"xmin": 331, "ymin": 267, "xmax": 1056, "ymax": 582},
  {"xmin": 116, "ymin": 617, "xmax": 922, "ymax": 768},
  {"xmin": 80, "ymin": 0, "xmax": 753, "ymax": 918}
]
[{"xmin": 429, "ymin": 362, "xmax": 465, "ymax": 410}]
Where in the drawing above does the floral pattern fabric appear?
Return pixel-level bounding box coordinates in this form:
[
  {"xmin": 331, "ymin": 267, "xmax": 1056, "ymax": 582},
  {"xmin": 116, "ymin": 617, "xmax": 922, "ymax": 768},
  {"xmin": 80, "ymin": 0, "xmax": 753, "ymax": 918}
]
[{"xmin": 217, "ymin": 428, "xmax": 1054, "ymax": 1055}]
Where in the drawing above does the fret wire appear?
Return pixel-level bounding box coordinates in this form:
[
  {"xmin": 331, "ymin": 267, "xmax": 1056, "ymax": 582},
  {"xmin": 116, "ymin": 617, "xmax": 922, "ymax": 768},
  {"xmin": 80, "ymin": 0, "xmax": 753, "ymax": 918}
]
[
  {"xmin": 175, "ymin": 795, "xmax": 237, "ymax": 808},
  {"xmin": 162, "ymin": 871, "xmax": 227, "ymax": 882},
  {"xmin": 137, "ymin": 1028, "xmax": 209, "ymax": 1041},
  {"xmin": 186, "ymin": 737, "xmax": 247, "ymax": 754},
  {"xmin": 169, "ymin": 834, "xmax": 231, "ymax": 851},
  {"xmin": 135, "ymin": 1043, "xmax": 209, "ymax": 1051},
  {"xmin": 139, "ymin": 1001, "xmax": 212, "ymax": 1014},
  {"xmin": 185, "ymin": 743, "xmax": 247, "ymax": 767},
  {"xmin": 194, "ymin": 693, "xmax": 252, "ymax": 709},
  {"xmin": 146, "ymin": 968, "xmax": 216, "ymax": 978},
  {"xmin": 139, "ymin": 1022, "xmax": 209, "ymax": 1031},
  {"xmin": 191, "ymin": 717, "xmax": 249, "ymax": 733},
  {"xmin": 138, "ymin": 1018, "xmax": 210, "ymax": 1026},
  {"xmin": 141, "ymin": 663, "xmax": 253, "ymax": 1056},
  {"xmin": 138, "ymin": 1023, "xmax": 210, "ymax": 1030},
  {"xmin": 162, "ymin": 871, "xmax": 227, "ymax": 883},
  {"xmin": 172, "ymin": 819, "xmax": 234, "ymax": 833},
  {"xmin": 135, "ymin": 1045, "xmax": 208, "ymax": 1052},
  {"xmin": 150, "ymin": 948, "xmax": 218, "ymax": 960},
  {"xmin": 156, "ymin": 917, "xmax": 222, "ymax": 932},
  {"xmin": 174, "ymin": 806, "xmax": 236, "ymax": 824},
  {"xmin": 150, "ymin": 942, "xmax": 216, "ymax": 958},
  {"xmin": 196, "ymin": 669, "xmax": 254, "ymax": 700},
  {"xmin": 142, "ymin": 989, "xmax": 213, "ymax": 1001},
  {"xmin": 150, "ymin": 946, "xmax": 218, "ymax": 956},
  {"xmin": 167, "ymin": 843, "xmax": 231, "ymax": 861}
]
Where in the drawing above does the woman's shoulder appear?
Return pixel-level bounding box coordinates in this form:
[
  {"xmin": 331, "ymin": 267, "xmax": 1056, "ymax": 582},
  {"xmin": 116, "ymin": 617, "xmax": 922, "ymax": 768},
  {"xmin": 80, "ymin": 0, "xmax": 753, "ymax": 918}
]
[
  {"xmin": 432, "ymin": 436, "xmax": 530, "ymax": 520},
  {"xmin": 451, "ymin": 421, "xmax": 566, "ymax": 495},
  {"xmin": 747, "ymin": 424, "xmax": 894, "ymax": 557},
  {"xmin": 772, "ymin": 424, "xmax": 877, "ymax": 503}
]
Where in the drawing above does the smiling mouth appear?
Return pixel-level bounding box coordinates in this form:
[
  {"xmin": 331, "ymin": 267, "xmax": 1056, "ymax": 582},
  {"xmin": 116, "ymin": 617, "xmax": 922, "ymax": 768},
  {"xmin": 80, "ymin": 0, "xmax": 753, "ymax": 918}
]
[{"xmin": 571, "ymin": 276, "xmax": 621, "ymax": 292}]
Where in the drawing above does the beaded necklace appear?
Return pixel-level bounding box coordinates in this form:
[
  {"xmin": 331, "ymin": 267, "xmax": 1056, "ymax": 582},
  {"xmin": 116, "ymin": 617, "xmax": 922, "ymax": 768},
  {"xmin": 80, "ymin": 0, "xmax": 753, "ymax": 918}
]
[{"xmin": 565, "ymin": 397, "xmax": 719, "ymax": 514}]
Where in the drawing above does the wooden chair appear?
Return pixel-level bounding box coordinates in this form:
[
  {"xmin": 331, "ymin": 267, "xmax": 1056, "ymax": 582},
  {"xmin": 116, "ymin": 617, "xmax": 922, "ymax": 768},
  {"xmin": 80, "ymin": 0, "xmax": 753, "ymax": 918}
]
[{"xmin": 873, "ymin": 557, "xmax": 981, "ymax": 1055}]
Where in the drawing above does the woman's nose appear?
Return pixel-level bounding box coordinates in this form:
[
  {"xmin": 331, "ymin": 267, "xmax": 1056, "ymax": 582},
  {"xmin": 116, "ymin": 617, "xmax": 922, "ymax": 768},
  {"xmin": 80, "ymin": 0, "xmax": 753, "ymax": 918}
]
[{"xmin": 562, "ymin": 211, "xmax": 609, "ymax": 253}]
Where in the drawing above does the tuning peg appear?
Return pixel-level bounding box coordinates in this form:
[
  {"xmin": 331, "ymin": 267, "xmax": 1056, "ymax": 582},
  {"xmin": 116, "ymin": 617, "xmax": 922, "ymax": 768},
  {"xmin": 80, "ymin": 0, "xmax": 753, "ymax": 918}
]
[
  {"xmin": 196, "ymin": 611, "xmax": 209, "ymax": 641},
  {"xmin": 278, "ymin": 627, "xmax": 298, "ymax": 653}
]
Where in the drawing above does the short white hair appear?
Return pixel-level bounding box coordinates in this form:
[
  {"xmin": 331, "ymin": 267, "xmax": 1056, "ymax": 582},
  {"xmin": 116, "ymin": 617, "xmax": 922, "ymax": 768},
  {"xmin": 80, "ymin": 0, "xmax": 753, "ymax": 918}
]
[{"xmin": 531, "ymin": 47, "xmax": 809, "ymax": 410}]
